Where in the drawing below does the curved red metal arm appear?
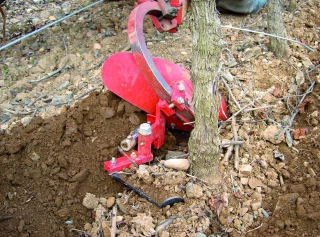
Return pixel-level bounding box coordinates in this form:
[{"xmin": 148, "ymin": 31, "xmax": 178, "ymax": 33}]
[
  {"xmin": 128, "ymin": 2, "xmax": 174, "ymax": 102},
  {"xmin": 127, "ymin": 1, "xmax": 195, "ymax": 123}
]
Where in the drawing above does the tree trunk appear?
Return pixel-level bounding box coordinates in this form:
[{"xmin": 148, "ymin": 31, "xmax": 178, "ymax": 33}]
[
  {"xmin": 267, "ymin": 0, "xmax": 288, "ymax": 58},
  {"xmin": 188, "ymin": 0, "xmax": 222, "ymax": 184}
]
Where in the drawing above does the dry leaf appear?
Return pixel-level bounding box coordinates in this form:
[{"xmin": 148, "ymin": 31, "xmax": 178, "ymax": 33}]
[
  {"xmin": 257, "ymin": 110, "xmax": 265, "ymax": 119},
  {"xmin": 293, "ymin": 128, "xmax": 307, "ymax": 140},
  {"xmin": 272, "ymin": 87, "xmax": 283, "ymax": 98},
  {"xmin": 209, "ymin": 195, "xmax": 223, "ymax": 216},
  {"xmin": 298, "ymin": 98, "xmax": 312, "ymax": 113},
  {"xmin": 234, "ymin": 190, "xmax": 243, "ymax": 199}
]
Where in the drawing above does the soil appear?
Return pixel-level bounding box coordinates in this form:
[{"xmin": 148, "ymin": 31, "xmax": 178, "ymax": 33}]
[{"xmin": 0, "ymin": 0, "xmax": 320, "ymax": 237}]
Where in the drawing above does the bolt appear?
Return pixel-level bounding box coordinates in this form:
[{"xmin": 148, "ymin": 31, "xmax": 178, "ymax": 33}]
[
  {"xmin": 169, "ymin": 103, "xmax": 175, "ymax": 109},
  {"xmin": 111, "ymin": 157, "xmax": 116, "ymax": 166},
  {"xmin": 177, "ymin": 97, "xmax": 184, "ymax": 104},
  {"xmin": 178, "ymin": 83, "xmax": 185, "ymax": 91},
  {"xmin": 139, "ymin": 123, "xmax": 152, "ymax": 135},
  {"xmin": 131, "ymin": 151, "xmax": 137, "ymax": 158}
]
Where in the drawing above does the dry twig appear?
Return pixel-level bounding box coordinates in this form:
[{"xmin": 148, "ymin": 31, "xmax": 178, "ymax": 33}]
[
  {"xmin": 29, "ymin": 37, "xmax": 69, "ymax": 83},
  {"xmin": 110, "ymin": 205, "xmax": 117, "ymax": 237},
  {"xmin": 232, "ymin": 117, "xmax": 239, "ymax": 170}
]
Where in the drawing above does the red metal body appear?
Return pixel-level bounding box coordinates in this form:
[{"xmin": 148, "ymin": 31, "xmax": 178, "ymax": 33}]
[{"xmin": 102, "ymin": 0, "xmax": 228, "ymax": 173}]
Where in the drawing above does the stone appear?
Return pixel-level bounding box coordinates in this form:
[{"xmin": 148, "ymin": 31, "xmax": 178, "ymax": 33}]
[
  {"xmin": 263, "ymin": 125, "xmax": 284, "ymax": 144},
  {"xmin": 239, "ymin": 164, "xmax": 252, "ymax": 175},
  {"xmin": 70, "ymin": 169, "xmax": 89, "ymax": 183},
  {"xmin": 52, "ymin": 94, "xmax": 71, "ymax": 105},
  {"xmin": 186, "ymin": 183, "xmax": 203, "ymax": 198},
  {"xmin": 195, "ymin": 233, "xmax": 206, "ymax": 237},
  {"xmin": 251, "ymin": 202, "xmax": 262, "ymax": 211},
  {"xmin": 233, "ymin": 219, "xmax": 242, "ymax": 231},
  {"xmin": 242, "ymin": 213, "xmax": 253, "ymax": 225},
  {"xmin": 30, "ymin": 151, "xmax": 40, "ymax": 161},
  {"xmin": 21, "ymin": 117, "xmax": 32, "ymax": 126},
  {"xmin": 106, "ymin": 197, "xmax": 115, "ymax": 208},
  {"xmin": 68, "ymin": 182, "xmax": 79, "ymax": 197},
  {"xmin": 99, "ymin": 197, "xmax": 107, "ymax": 206},
  {"xmin": 248, "ymin": 178, "xmax": 263, "ymax": 189},
  {"xmin": 239, "ymin": 207, "xmax": 248, "ymax": 216},
  {"xmin": 240, "ymin": 177, "xmax": 249, "ymax": 185},
  {"xmin": 83, "ymin": 193, "xmax": 99, "ymax": 209},
  {"xmin": 100, "ymin": 107, "xmax": 115, "ymax": 119},
  {"xmin": 94, "ymin": 43, "xmax": 102, "ymax": 50},
  {"xmin": 57, "ymin": 81, "xmax": 69, "ymax": 90}
]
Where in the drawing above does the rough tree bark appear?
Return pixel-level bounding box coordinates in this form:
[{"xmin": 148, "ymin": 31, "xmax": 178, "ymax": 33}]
[
  {"xmin": 267, "ymin": 0, "xmax": 288, "ymax": 58},
  {"xmin": 188, "ymin": 0, "xmax": 222, "ymax": 184}
]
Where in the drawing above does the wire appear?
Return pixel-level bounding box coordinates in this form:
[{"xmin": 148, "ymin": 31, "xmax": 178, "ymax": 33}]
[{"xmin": 0, "ymin": 0, "xmax": 104, "ymax": 51}]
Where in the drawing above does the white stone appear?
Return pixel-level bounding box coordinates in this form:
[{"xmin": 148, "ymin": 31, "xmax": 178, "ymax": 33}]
[{"xmin": 239, "ymin": 164, "xmax": 252, "ymax": 175}]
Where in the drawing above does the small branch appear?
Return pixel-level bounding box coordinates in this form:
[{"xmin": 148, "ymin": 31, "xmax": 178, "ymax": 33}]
[
  {"xmin": 110, "ymin": 205, "xmax": 117, "ymax": 237},
  {"xmin": 246, "ymin": 224, "xmax": 263, "ymax": 233},
  {"xmin": 76, "ymin": 87, "xmax": 101, "ymax": 100},
  {"xmin": 223, "ymin": 145, "xmax": 234, "ymax": 164},
  {"xmin": 221, "ymin": 140, "xmax": 245, "ymax": 147},
  {"xmin": 186, "ymin": 173, "xmax": 209, "ymax": 185},
  {"xmin": 222, "ymin": 25, "xmax": 314, "ymax": 52},
  {"xmin": 4, "ymin": 109, "xmax": 32, "ymax": 115},
  {"xmin": 244, "ymin": 105, "xmax": 274, "ymax": 112},
  {"xmin": 29, "ymin": 37, "xmax": 69, "ymax": 83},
  {"xmin": 0, "ymin": 216, "xmax": 13, "ymax": 221},
  {"xmin": 225, "ymin": 87, "xmax": 274, "ymax": 123},
  {"xmin": 232, "ymin": 117, "xmax": 239, "ymax": 170},
  {"xmin": 221, "ymin": 75, "xmax": 241, "ymax": 109},
  {"xmin": 28, "ymin": 94, "xmax": 47, "ymax": 106},
  {"xmin": 275, "ymin": 81, "xmax": 315, "ymax": 139}
]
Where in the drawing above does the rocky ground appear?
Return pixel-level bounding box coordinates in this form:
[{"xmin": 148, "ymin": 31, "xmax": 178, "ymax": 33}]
[{"xmin": 0, "ymin": 0, "xmax": 320, "ymax": 236}]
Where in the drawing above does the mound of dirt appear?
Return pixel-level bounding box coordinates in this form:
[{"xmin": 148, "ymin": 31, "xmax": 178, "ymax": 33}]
[{"xmin": 0, "ymin": 90, "xmax": 148, "ymax": 236}]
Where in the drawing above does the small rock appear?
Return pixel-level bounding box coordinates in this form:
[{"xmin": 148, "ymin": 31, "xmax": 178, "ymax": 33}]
[
  {"xmin": 49, "ymin": 16, "xmax": 56, "ymax": 21},
  {"xmin": 160, "ymin": 159, "xmax": 190, "ymax": 171},
  {"xmin": 260, "ymin": 160, "xmax": 268, "ymax": 169},
  {"xmin": 21, "ymin": 117, "xmax": 32, "ymax": 126},
  {"xmin": 129, "ymin": 113, "xmax": 140, "ymax": 125},
  {"xmin": 57, "ymin": 81, "xmax": 69, "ymax": 90},
  {"xmin": 263, "ymin": 125, "xmax": 284, "ymax": 144},
  {"xmin": 83, "ymin": 193, "xmax": 99, "ymax": 209},
  {"xmin": 84, "ymin": 223, "xmax": 92, "ymax": 231},
  {"xmin": 30, "ymin": 151, "xmax": 40, "ymax": 161},
  {"xmin": 52, "ymin": 94, "xmax": 71, "ymax": 105},
  {"xmin": 233, "ymin": 219, "xmax": 242, "ymax": 231},
  {"xmin": 99, "ymin": 197, "xmax": 107, "ymax": 206},
  {"xmin": 251, "ymin": 202, "xmax": 262, "ymax": 211},
  {"xmin": 239, "ymin": 164, "xmax": 252, "ymax": 175},
  {"xmin": 186, "ymin": 183, "xmax": 203, "ymax": 198},
  {"xmin": 106, "ymin": 197, "xmax": 115, "ymax": 208},
  {"xmin": 239, "ymin": 207, "xmax": 248, "ymax": 216},
  {"xmin": 308, "ymin": 167, "xmax": 316, "ymax": 177},
  {"xmin": 240, "ymin": 177, "xmax": 249, "ymax": 185},
  {"xmin": 195, "ymin": 233, "xmax": 206, "ymax": 237},
  {"xmin": 94, "ymin": 43, "xmax": 102, "ymax": 50},
  {"xmin": 242, "ymin": 213, "xmax": 253, "ymax": 225},
  {"xmin": 55, "ymin": 197, "xmax": 62, "ymax": 207},
  {"xmin": 100, "ymin": 107, "xmax": 115, "ymax": 119},
  {"xmin": 68, "ymin": 182, "xmax": 79, "ymax": 197},
  {"xmin": 116, "ymin": 198, "xmax": 129, "ymax": 214},
  {"xmin": 248, "ymin": 178, "xmax": 263, "ymax": 189}
]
